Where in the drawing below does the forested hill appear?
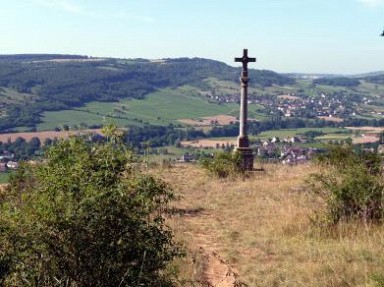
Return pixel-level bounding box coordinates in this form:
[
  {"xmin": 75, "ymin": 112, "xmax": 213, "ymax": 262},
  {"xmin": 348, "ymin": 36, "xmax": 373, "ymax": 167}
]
[{"xmin": 0, "ymin": 54, "xmax": 294, "ymax": 131}]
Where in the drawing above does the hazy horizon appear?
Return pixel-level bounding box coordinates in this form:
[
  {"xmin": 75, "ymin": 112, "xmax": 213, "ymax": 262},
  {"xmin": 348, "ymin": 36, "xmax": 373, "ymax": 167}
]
[{"xmin": 0, "ymin": 0, "xmax": 383, "ymax": 74}]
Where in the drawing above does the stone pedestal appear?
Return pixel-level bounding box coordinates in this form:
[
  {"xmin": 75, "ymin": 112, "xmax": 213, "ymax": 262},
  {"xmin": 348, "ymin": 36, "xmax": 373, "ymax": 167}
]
[
  {"xmin": 236, "ymin": 146, "xmax": 254, "ymax": 171},
  {"xmin": 237, "ymin": 135, "xmax": 249, "ymax": 149}
]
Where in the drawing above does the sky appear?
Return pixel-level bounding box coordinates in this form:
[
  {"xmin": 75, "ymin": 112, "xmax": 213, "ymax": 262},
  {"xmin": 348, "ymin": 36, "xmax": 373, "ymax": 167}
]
[{"xmin": 0, "ymin": 0, "xmax": 383, "ymax": 74}]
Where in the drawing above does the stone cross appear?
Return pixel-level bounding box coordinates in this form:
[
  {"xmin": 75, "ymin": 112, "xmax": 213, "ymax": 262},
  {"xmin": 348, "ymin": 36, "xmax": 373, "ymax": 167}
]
[
  {"xmin": 235, "ymin": 49, "xmax": 256, "ymax": 73},
  {"xmin": 234, "ymin": 49, "xmax": 256, "ymax": 170}
]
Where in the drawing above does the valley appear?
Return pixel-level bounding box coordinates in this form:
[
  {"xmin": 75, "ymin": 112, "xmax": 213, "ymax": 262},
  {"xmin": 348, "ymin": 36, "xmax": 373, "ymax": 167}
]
[{"xmin": 0, "ymin": 55, "xmax": 383, "ymax": 135}]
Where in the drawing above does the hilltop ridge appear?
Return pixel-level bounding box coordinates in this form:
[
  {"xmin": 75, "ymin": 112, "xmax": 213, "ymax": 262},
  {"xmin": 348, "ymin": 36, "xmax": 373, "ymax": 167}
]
[
  {"xmin": 0, "ymin": 54, "xmax": 383, "ymax": 132},
  {"xmin": 0, "ymin": 54, "xmax": 293, "ymax": 131}
]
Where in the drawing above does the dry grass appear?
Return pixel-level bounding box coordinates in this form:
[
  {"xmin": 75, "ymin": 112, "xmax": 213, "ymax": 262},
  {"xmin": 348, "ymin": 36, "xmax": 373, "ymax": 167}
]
[{"xmin": 157, "ymin": 163, "xmax": 384, "ymax": 287}]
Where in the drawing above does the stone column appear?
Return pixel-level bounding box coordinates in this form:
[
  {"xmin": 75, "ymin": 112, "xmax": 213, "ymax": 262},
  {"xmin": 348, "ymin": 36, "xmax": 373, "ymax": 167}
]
[{"xmin": 234, "ymin": 49, "xmax": 256, "ymax": 171}]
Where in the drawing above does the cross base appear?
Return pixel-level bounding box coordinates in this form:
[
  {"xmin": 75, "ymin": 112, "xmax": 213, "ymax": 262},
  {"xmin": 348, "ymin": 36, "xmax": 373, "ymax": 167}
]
[
  {"xmin": 235, "ymin": 147, "xmax": 254, "ymax": 171},
  {"xmin": 237, "ymin": 135, "xmax": 249, "ymax": 148}
]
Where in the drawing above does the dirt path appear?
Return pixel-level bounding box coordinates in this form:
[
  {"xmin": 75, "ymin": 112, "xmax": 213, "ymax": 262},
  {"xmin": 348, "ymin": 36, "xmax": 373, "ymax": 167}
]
[
  {"xmin": 182, "ymin": 213, "xmax": 240, "ymax": 287},
  {"xmin": 163, "ymin": 164, "xmax": 244, "ymax": 286},
  {"xmin": 199, "ymin": 249, "xmax": 239, "ymax": 287}
]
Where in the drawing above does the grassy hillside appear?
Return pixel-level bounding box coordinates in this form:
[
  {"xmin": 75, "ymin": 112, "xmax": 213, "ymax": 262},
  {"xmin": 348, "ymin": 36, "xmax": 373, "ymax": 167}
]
[
  {"xmin": 0, "ymin": 55, "xmax": 292, "ymax": 131},
  {"xmin": 0, "ymin": 54, "xmax": 383, "ymax": 132},
  {"xmin": 37, "ymin": 86, "xmax": 268, "ymax": 131},
  {"xmin": 161, "ymin": 163, "xmax": 384, "ymax": 286}
]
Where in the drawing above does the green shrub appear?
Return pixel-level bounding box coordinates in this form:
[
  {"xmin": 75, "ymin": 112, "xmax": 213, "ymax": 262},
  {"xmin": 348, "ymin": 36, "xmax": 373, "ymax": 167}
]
[
  {"xmin": 372, "ymin": 274, "xmax": 384, "ymax": 287},
  {"xmin": 0, "ymin": 128, "xmax": 183, "ymax": 286},
  {"xmin": 309, "ymin": 145, "xmax": 384, "ymax": 225},
  {"xmin": 200, "ymin": 151, "xmax": 243, "ymax": 178}
]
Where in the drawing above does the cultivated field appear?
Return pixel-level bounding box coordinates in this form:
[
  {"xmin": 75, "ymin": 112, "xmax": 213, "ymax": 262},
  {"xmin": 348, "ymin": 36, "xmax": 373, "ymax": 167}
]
[
  {"xmin": 181, "ymin": 138, "xmax": 237, "ymax": 148},
  {"xmin": 178, "ymin": 115, "xmax": 238, "ymax": 127},
  {"xmin": 37, "ymin": 86, "xmax": 245, "ymax": 130},
  {"xmin": 346, "ymin": 126, "xmax": 384, "ymax": 132},
  {"xmin": 35, "ymin": 85, "xmax": 268, "ymax": 131},
  {"xmin": 254, "ymin": 127, "xmax": 346, "ymax": 140},
  {"xmin": 317, "ymin": 116, "xmax": 344, "ymax": 122},
  {"xmin": 161, "ymin": 164, "xmax": 384, "ymax": 286}
]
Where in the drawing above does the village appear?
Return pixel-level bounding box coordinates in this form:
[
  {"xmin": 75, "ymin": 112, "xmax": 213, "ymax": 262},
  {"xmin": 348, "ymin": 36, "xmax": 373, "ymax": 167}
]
[{"xmin": 204, "ymin": 87, "xmax": 383, "ymax": 120}]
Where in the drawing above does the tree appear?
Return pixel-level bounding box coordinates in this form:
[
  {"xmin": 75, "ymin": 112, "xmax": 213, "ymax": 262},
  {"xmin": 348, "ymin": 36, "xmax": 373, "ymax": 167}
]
[
  {"xmin": 27, "ymin": 136, "xmax": 41, "ymax": 155},
  {"xmin": 0, "ymin": 127, "xmax": 182, "ymax": 286}
]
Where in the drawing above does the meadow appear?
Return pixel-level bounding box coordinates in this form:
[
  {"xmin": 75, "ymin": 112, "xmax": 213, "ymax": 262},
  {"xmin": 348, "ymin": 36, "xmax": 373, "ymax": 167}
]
[
  {"xmin": 161, "ymin": 163, "xmax": 384, "ymax": 287},
  {"xmin": 36, "ymin": 85, "xmax": 268, "ymax": 131},
  {"xmin": 254, "ymin": 127, "xmax": 348, "ymax": 140}
]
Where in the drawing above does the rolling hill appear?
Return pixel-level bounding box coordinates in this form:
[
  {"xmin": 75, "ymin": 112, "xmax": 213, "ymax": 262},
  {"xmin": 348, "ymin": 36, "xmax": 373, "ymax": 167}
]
[{"xmin": 0, "ymin": 54, "xmax": 383, "ymax": 132}]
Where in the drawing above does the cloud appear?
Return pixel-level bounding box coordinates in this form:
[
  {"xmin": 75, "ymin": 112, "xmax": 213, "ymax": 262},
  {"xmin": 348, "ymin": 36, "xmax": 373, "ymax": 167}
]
[
  {"xmin": 357, "ymin": 0, "xmax": 384, "ymax": 7},
  {"xmin": 33, "ymin": 0, "xmax": 86, "ymax": 15}
]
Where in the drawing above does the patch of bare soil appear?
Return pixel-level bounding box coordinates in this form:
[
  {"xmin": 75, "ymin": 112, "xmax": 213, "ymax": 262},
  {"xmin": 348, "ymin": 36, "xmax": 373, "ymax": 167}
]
[
  {"xmin": 181, "ymin": 138, "xmax": 237, "ymax": 148},
  {"xmin": 177, "ymin": 210, "xmax": 241, "ymax": 287},
  {"xmin": 198, "ymin": 248, "xmax": 239, "ymax": 287},
  {"xmin": 317, "ymin": 116, "xmax": 344, "ymax": 122},
  {"xmin": 352, "ymin": 136, "xmax": 379, "ymax": 144}
]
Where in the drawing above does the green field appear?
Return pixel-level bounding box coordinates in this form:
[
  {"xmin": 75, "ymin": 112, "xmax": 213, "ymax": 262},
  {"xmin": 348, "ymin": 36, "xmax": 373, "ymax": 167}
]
[
  {"xmin": 1, "ymin": 88, "xmax": 38, "ymax": 104},
  {"xmin": 37, "ymin": 86, "xmax": 268, "ymax": 131},
  {"xmin": 316, "ymin": 134, "xmax": 352, "ymax": 140},
  {"xmin": 206, "ymin": 77, "xmax": 295, "ymax": 97},
  {"xmin": 357, "ymin": 80, "xmax": 384, "ymax": 96},
  {"xmin": 253, "ymin": 127, "xmax": 348, "ymax": 140}
]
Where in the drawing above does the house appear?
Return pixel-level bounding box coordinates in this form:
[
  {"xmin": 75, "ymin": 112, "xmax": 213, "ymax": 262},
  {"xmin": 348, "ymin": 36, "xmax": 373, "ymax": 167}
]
[
  {"xmin": 6, "ymin": 161, "xmax": 19, "ymax": 169},
  {"xmin": 179, "ymin": 153, "xmax": 195, "ymax": 162},
  {"xmin": 280, "ymin": 146, "xmax": 319, "ymax": 165},
  {"xmin": 283, "ymin": 136, "xmax": 300, "ymax": 143}
]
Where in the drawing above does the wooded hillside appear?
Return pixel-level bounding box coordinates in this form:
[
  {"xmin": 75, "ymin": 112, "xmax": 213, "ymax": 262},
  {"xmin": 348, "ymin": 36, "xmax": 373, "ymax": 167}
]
[{"xmin": 0, "ymin": 55, "xmax": 294, "ymax": 131}]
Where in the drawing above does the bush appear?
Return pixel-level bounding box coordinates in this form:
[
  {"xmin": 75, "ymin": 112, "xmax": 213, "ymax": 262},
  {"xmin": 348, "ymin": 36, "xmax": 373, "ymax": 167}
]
[
  {"xmin": 200, "ymin": 151, "xmax": 243, "ymax": 178},
  {"xmin": 0, "ymin": 127, "xmax": 183, "ymax": 286},
  {"xmin": 309, "ymin": 145, "xmax": 384, "ymax": 225}
]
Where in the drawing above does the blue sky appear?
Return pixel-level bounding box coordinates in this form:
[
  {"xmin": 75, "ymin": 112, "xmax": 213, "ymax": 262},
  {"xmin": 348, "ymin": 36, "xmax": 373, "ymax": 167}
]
[{"xmin": 0, "ymin": 0, "xmax": 383, "ymax": 74}]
